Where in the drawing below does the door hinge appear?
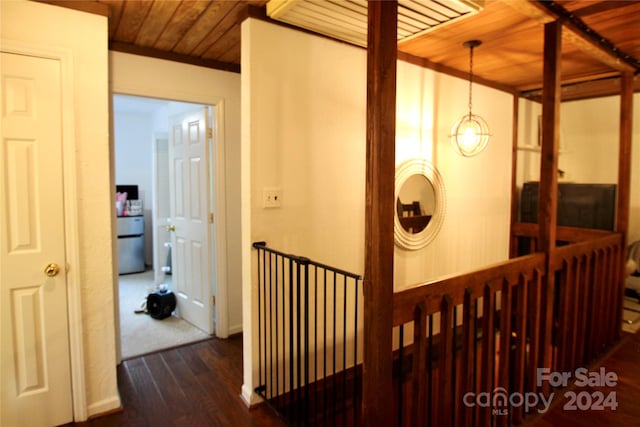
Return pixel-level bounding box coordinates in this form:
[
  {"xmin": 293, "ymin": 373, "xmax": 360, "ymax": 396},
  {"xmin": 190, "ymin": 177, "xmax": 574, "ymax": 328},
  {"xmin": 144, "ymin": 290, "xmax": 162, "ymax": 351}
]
[
  {"xmin": 209, "ymin": 213, "xmax": 214, "ymax": 224},
  {"xmin": 207, "ymin": 127, "xmax": 213, "ymax": 139},
  {"xmin": 212, "ymin": 295, "xmax": 216, "ymax": 306}
]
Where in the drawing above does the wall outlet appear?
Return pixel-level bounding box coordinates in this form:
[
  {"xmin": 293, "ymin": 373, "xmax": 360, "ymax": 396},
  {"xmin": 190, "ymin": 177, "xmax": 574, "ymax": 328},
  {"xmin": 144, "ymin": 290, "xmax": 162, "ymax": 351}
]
[{"xmin": 263, "ymin": 187, "xmax": 282, "ymax": 208}]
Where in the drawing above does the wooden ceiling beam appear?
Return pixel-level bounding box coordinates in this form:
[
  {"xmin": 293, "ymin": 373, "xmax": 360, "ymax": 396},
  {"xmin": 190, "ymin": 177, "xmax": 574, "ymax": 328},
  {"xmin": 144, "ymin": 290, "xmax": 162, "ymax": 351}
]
[
  {"xmin": 501, "ymin": 0, "xmax": 638, "ymax": 74},
  {"xmin": 109, "ymin": 41, "xmax": 240, "ymax": 73},
  {"xmin": 521, "ymin": 74, "xmax": 640, "ymax": 102}
]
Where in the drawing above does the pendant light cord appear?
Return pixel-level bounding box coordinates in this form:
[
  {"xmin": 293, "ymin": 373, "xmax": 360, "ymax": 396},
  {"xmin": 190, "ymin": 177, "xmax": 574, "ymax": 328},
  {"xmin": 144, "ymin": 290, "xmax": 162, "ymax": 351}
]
[{"xmin": 468, "ymin": 44, "xmax": 474, "ymax": 117}]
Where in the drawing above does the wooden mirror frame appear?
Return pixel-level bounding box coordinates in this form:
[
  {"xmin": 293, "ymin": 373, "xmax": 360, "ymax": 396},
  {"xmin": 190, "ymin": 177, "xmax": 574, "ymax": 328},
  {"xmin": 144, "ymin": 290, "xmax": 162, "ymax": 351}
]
[{"xmin": 394, "ymin": 159, "xmax": 446, "ymax": 251}]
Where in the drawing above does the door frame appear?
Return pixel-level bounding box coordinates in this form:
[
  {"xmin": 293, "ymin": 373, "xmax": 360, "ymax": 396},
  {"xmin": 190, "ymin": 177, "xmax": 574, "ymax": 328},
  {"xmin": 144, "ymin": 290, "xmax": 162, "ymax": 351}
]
[
  {"xmin": 152, "ymin": 131, "xmax": 169, "ymax": 286},
  {"xmin": 111, "ymin": 91, "xmax": 230, "ymax": 342},
  {"xmin": 1, "ymin": 40, "xmax": 88, "ymax": 420}
]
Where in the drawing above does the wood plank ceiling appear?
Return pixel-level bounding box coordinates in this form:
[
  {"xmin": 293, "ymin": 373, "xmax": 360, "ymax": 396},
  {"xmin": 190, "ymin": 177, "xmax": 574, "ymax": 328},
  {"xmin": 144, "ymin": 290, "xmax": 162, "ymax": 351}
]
[{"xmin": 45, "ymin": 0, "xmax": 640, "ymax": 101}]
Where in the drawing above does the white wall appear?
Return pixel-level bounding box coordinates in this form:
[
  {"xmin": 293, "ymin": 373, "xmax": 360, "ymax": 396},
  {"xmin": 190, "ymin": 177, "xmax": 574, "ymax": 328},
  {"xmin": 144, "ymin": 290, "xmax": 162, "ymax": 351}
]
[
  {"xmin": 562, "ymin": 98, "xmax": 618, "ymax": 182},
  {"xmin": 110, "ymin": 52, "xmax": 244, "ymax": 336},
  {"xmin": 395, "ymin": 63, "xmax": 513, "ymax": 288},
  {"xmin": 241, "ymin": 18, "xmax": 513, "ymax": 404},
  {"xmin": 114, "ymin": 110, "xmax": 154, "ymax": 265},
  {"xmin": 517, "ymin": 94, "xmax": 640, "ymax": 242},
  {"xmin": 1, "ymin": 0, "xmax": 119, "ymax": 419}
]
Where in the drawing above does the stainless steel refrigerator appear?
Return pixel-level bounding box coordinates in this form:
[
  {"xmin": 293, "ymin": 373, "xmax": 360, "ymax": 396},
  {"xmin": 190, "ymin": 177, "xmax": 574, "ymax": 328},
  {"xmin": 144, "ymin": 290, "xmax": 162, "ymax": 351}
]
[{"xmin": 117, "ymin": 216, "xmax": 145, "ymax": 274}]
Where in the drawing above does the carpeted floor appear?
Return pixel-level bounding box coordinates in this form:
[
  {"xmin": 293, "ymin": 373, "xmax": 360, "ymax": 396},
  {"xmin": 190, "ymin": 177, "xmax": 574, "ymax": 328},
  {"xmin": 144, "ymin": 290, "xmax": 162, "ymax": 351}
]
[
  {"xmin": 622, "ymin": 296, "xmax": 640, "ymax": 334},
  {"xmin": 119, "ymin": 270, "xmax": 210, "ymax": 359}
]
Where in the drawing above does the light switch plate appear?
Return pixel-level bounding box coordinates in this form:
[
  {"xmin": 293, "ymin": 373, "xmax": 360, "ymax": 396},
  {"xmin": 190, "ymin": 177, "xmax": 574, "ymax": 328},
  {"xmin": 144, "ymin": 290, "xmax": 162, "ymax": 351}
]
[{"xmin": 263, "ymin": 187, "xmax": 282, "ymax": 208}]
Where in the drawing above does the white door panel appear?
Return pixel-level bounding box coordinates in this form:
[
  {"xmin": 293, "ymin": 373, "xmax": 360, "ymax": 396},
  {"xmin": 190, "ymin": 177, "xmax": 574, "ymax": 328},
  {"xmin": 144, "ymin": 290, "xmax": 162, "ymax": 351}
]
[
  {"xmin": 1, "ymin": 52, "xmax": 73, "ymax": 426},
  {"xmin": 168, "ymin": 108, "xmax": 213, "ymax": 334}
]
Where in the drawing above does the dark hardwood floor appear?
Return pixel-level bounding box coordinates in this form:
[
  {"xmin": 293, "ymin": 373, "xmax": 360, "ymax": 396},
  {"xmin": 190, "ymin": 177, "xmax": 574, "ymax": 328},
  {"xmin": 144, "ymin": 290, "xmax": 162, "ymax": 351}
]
[
  {"xmin": 525, "ymin": 330, "xmax": 640, "ymax": 427},
  {"xmin": 66, "ymin": 335, "xmax": 286, "ymax": 427},
  {"xmin": 66, "ymin": 330, "xmax": 639, "ymax": 426}
]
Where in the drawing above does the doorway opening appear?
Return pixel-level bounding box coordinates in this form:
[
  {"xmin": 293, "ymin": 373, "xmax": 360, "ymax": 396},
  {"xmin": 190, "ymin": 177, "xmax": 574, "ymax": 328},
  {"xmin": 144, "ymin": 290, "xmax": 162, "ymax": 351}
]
[{"xmin": 113, "ymin": 94, "xmax": 217, "ymax": 359}]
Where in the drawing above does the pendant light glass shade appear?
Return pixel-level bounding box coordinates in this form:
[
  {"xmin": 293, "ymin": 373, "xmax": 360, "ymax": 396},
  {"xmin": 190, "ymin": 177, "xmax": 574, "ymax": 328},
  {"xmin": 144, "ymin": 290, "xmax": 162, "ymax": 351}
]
[
  {"xmin": 450, "ymin": 40, "xmax": 490, "ymax": 157},
  {"xmin": 450, "ymin": 113, "xmax": 490, "ymax": 157}
]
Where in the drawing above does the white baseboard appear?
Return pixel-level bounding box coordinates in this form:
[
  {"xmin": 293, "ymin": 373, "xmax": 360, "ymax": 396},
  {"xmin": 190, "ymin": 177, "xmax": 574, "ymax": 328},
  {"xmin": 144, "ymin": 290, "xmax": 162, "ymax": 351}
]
[
  {"xmin": 240, "ymin": 384, "xmax": 263, "ymax": 408},
  {"xmin": 228, "ymin": 323, "xmax": 243, "ymax": 336},
  {"xmin": 86, "ymin": 395, "xmax": 122, "ymax": 418}
]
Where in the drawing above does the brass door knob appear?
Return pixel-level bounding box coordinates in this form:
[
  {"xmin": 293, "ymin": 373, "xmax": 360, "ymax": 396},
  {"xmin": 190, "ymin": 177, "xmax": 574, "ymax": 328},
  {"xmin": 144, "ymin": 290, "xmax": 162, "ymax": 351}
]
[
  {"xmin": 44, "ymin": 263, "xmax": 60, "ymax": 277},
  {"xmin": 166, "ymin": 225, "xmax": 176, "ymax": 232}
]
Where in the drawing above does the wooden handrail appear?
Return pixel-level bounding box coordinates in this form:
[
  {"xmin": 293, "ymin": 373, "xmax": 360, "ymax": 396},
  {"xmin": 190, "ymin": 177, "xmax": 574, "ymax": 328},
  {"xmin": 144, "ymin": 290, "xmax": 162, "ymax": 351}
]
[
  {"xmin": 392, "ymin": 232, "xmax": 624, "ymax": 426},
  {"xmin": 512, "ymin": 222, "xmax": 613, "ymax": 242},
  {"xmin": 393, "ymin": 253, "xmax": 545, "ymax": 325},
  {"xmin": 550, "ymin": 232, "xmax": 622, "ymax": 270}
]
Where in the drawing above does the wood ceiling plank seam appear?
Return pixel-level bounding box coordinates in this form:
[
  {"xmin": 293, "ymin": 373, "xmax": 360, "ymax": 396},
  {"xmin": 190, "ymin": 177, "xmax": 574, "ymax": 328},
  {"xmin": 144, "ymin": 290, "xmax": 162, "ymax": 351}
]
[
  {"xmin": 153, "ymin": 0, "xmax": 212, "ymax": 52},
  {"xmin": 198, "ymin": 2, "xmax": 243, "ymax": 59},
  {"xmin": 579, "ymin": 6, "xmax": 640, "ymax": 28},
  {"xmin": 203, "ymin": 28, "xmax": 240, "ymax": 63},
  {"xmin": 100, "ymin": 0, "xmax": 125, "ymax": 39},
  {"xmin": 191, "ymin": 3, "xmax": 245, "ymax": 58},
  {"xmin": 498, "ymin": 0, "xmax": 555, "ymax": 24},
  {"xmin": 173, "ymin": 1, "xmax": 234, "ymax": 55},
  {"xmin": 570, "ymin": 0, "xmax": 639, "ymax": 18},
  {"xmin": 215, "ymin": 38, "xmax": 241, "ymax": 64},
  {"xmin": 134, "ymin": 1, "xmax": 181, "ymax": 47},
  {"xmin": 114, "ymin": 0, "xmax": 154, "ymax": 43}
]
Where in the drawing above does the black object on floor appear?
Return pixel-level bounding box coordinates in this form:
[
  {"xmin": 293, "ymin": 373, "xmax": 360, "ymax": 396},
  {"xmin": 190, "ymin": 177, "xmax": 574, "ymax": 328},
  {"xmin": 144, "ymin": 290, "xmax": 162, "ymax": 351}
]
[{"xmin": 147, "ymin": 290, "xmax": 176, "ymax": 319}]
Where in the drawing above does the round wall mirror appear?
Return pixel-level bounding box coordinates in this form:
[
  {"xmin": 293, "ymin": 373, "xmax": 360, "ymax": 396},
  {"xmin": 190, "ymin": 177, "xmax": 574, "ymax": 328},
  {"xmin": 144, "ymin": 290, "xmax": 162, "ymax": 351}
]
[{"xmin": 394, "ymin": 159, "xmax": 446, "ymax": 250}]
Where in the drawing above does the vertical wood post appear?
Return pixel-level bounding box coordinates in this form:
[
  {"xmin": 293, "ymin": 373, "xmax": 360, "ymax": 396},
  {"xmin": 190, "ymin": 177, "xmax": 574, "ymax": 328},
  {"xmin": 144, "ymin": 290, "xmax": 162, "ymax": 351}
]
[
  {"xmin": 616, "ymin": 72, "xmax": 634, "ymax": 240},
  {"xmin": 615, "ymin": 72, "xmax": 634, "ymax": 339},
  {"xmin": 509, "ymin": 95, "xmax": 520, "ymax": 257},
  {"xmin": 362, "ymin": 1, "xmax": 397, "ymax": 426},
  {"xmin": 538, "ymin": 20, "xmax": 562, "ymax": 389}
]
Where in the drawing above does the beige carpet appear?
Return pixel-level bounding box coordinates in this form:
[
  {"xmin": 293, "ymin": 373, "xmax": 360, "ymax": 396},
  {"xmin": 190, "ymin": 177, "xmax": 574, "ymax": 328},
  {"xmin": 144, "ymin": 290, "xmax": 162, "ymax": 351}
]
[
  {"xmin": 119, "ymin": 270, "xmax": 210, "ymax": 359},
  {"xmin": 622, "ymin": 296, "xmax": 640, "ymax": 334}
]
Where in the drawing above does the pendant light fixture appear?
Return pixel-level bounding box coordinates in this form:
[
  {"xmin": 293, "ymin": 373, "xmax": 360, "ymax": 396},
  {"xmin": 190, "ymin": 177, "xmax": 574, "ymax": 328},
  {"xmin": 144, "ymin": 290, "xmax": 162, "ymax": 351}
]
[{"xmin": 450, "ymin": 40, "xmax": 490, "ymax": 157}]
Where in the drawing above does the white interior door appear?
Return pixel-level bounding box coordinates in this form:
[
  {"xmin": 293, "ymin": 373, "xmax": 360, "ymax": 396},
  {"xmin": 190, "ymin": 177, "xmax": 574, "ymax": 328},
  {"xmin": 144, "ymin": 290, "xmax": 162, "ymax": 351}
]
[
  {"xmin": 168, "ymin": 107, "xmax": 213, "ymax": 334},
  {"xmin": 1, "ymin": 52, "xmax": 73, "ymax": 426}
]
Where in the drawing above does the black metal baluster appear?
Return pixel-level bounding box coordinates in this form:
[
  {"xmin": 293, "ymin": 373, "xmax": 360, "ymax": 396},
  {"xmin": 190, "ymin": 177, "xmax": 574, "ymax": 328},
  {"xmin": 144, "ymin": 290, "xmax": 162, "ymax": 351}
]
[
  {"xmin": 289, "ymin": 257, "xmax": 295, "ymax": 423},
  {"xmin": 332, "ymin": 271, "xmax": 337, "ymax": 426},
  {"xmin": 251, "ymin": 243, "xmax": 363, "ymax": 426},
  {"xmin": 353, "ymin": 277, "xmax": 359, "ymax": 427},
  {"xmin": 323, "ymin": 269, "xmax": 328, "ymax": 424},
  {"xmin": 313, "ymin": 266, "xmax": 318, "ymax": 424},
  {"xmin": 303, "ymin": 259, "xmax": 310, "ymax": 426},
  {"xmin": 258, "ymin": 250, "xmax": 267, "ymax": 398},
  {"xmin": 268, "ymin": 252, "xmax": 274, "ymax": 402},
  {"xmin": 296, "ymin": 262, "xmax": 304, "ymax": 425},
  {"xmin": 343, "ymin": 275, "xmax": 348, "ymax": 425},
  {"xmin": 281, "ymin": 254, "xmax": 286, "ymax": 418},
  {"xmin": 271, "ymin": 256, "xmax": 280, "ymax": 412}
]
